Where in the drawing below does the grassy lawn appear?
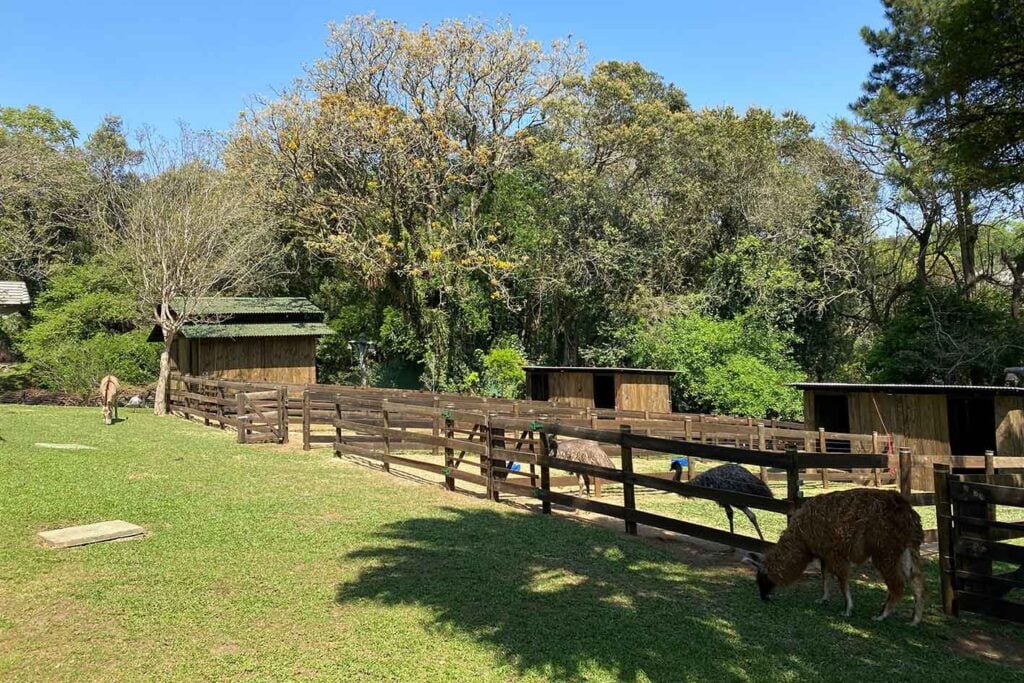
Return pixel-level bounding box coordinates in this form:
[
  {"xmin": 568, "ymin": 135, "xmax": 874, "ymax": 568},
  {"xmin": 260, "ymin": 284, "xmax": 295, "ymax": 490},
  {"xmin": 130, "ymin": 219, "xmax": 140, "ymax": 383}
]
[{"xmin": 1, "ymin": 406, "xmax": 1022, "ymax": 681}]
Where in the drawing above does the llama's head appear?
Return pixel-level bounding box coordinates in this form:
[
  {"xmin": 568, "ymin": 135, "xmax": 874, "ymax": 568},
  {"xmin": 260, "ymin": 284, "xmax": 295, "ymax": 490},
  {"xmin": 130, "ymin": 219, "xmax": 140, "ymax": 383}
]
[
  {"xmin": 102, "ymin": 405, "xmax": 113, "ymax": 425},
  {"xmin": 544, "ymin": 434, "xmax": 559, "ymax": 457},
  {"xmin": 742, "ymin": 552, "xmax": 775, "ymax": 601}
]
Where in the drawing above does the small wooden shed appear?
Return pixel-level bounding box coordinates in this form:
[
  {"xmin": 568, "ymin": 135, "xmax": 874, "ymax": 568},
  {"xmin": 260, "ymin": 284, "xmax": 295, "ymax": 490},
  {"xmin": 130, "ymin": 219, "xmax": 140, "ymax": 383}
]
[
  {"xmin": 795, "ymin": 382, "xmax": 1024, "ymax": 457},
  {"xmin": 148, "ymin": 297, "xmax": 333, "ymax": 384},
  {"xmin": 0, "ymin": 281, "xmax": 31, "ymax": 315},
  {"xmin": 524, "ymin": 366, "xmax": 675, "ymax": 413}
]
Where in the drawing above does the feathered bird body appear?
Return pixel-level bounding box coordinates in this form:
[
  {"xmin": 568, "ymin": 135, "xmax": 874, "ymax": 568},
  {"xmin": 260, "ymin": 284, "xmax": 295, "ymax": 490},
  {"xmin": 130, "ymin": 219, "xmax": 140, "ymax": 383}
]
[
  {"xmin": 672, "ymin": 462, "xmax": 773, "ymax": 540},
  {"xmin": 548, "ymin": 437, "xmax": 614, "ymax": 497}
]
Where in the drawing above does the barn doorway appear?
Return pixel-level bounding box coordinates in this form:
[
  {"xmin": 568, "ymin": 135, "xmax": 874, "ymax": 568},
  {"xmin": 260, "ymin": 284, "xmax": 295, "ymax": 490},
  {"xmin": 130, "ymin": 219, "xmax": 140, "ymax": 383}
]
[
  {"xmin": 947, "ymin": 395, "xmax": 996, "ymax": 455},
  {"xmin": 529, "ymin": 372, "xmax": 549, "ymax": 402},
  {"xmin": 592, "ymin": 374, "xmax": 617, "ymax": 410},
  {"xmin": 813, "ymin": 393, "xmax": 850, "ymax": 433}
]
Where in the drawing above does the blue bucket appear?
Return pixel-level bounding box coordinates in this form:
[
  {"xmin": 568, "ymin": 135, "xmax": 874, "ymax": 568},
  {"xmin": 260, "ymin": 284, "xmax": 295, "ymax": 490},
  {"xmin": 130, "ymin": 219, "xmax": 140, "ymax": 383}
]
[{"xmin": 671, "ymin": 457, "xmax": 689, "ymax": 468}]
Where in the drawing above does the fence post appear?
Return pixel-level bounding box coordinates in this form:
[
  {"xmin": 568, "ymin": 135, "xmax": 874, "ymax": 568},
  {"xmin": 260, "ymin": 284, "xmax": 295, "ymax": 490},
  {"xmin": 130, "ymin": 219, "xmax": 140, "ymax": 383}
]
[
  {"xmin": 757, "ymin": 422, "xmax": 767, "ymax": 483},
  {"xmin": 216, "ymin": 383, "xmax": 226, "ymax": 430},
  {"xmin": 334, "ymin": 398, "xmax": 343, "ymax": 454},
  {"xmin": 485, "ymin": 412, "xmax": 498, "ymax": 502},
  {"xmin": 236, "ymin": 393, "xmax": 247, "ymax": 444},
  {"xmin": 278, "ymin": 386, "xmax": 289, "ymax": 444},
  {"xmin": 539, "ymin": 431, "xmax": 551, "ymax": 515},
  {"xmin": 621, "ymin": 425, "xmax": 637, "ymax": 536},
  {"xmin": 785, "ymin": 444, "xmax": 801, "ymax": 516},
  {"xmin": 984, "ymin": 449, "xmax": 996, "ymax": 522},
  {"xmin": 818, "ymin": 427, "xmax": 828, "ymax": 489},
  {"xmin": 444, "ymin": 407, "xmax": 455, "ymax": 492},
  {"xmin": 899, "ymin": 447, "xmax": 912, "ymax": 501},
  {"xmin": 432, "ymin": 396, "xmax": 440, "ymax": 459},
  {"xmin": 302, "ymin": 386, "xmax": 311, "ymax": 451},
  {"xmin": 933, "ymin": 464, "xmax": 957, "ymax": 616},
  {"xmin": 684, "ymin": 418, "xmax": 695, "ymax": 481},
  {"xmin": 590, "ymin": 413, "xmax": 603, "ymax": 497},
  {"xmin": 381, "ymin": 399, "xmax": 391, "ymax": 474},
  {"xmin": 871, "ymin": 431, "xmax": 880, "ymax": 487}
]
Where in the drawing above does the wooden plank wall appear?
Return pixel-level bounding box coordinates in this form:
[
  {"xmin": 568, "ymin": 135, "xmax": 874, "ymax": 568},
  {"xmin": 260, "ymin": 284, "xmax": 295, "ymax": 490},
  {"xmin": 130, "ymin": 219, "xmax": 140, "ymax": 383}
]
[
  {"xmin": 189, "ymin": 337, "xmax": 317, "ymax": 385},
  {"xmin": 616, "ymin": 373, "xmax": 671, "ymax": 413},
  {"xmin": 995, "ymin": 396, "xmax": 1024, "ymax": 456},
  {"xmin": 547, "ymin": 372, "xmax": 595, "ymax": 409},
  {"xmin": 846, "ymin": 391, "xmax": 951, "ymax": 457}
]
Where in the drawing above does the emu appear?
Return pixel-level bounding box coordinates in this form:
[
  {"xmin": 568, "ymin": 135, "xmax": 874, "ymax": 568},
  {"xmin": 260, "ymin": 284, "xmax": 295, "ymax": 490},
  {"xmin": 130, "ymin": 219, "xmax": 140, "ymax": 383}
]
[
  {"xmin": 546, "ymin": 435, "xmax": 615, "ymax": 497},
  {"xmin": 671, "ymin": 461, "xmax": 773, "ymax": 540}
]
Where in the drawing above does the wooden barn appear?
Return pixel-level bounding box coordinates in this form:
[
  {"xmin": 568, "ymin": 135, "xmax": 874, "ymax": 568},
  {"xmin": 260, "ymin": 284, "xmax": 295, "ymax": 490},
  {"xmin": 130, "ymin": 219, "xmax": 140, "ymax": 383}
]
[
  {"xmin": 795, "ymin": 382, "xmax": 1024, "ymax": 457},
  {"xmin": 149, "ymin": 298, "xmax": 333, "ymax": 384},
  {"xmin": 524, "ymin": 366, "xmax": 675, "ymax": 413}
]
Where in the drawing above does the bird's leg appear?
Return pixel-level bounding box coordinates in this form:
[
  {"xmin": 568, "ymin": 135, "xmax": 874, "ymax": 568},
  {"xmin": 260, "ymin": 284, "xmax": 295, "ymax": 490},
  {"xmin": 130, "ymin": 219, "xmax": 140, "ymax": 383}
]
[
  {"xmin": 740, "ymin": 506, "xmax": 765, "ymax": 541},
  {"xmin": 724, "ymin": 505, "xmax": 735, "ymax": 535}
]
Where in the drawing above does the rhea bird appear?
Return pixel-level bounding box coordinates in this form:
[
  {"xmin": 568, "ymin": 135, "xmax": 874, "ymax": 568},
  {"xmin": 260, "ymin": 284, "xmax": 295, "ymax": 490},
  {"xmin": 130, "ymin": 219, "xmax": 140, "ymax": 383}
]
[
  {"xmin": 545, "ymin": 434, "xmax": 615, "ymax": 497},
  {"xmin": 671, "ymin": 461, "xmax": 773, "ymax": 540}
]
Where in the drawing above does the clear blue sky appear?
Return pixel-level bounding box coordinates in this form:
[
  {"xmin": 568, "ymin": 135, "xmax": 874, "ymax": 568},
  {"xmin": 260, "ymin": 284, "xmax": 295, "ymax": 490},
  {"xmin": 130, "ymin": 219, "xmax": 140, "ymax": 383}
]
[{"xmin": 0, "ymin": 0, "xmax": 885, "ymax": 141}]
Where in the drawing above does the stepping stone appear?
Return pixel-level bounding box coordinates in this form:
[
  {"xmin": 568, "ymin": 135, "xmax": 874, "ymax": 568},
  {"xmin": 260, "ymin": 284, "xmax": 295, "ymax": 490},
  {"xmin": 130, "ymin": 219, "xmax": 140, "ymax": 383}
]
[{"xmin": 38, "ymin": 520, "xmax": 145, "ymax": 548}]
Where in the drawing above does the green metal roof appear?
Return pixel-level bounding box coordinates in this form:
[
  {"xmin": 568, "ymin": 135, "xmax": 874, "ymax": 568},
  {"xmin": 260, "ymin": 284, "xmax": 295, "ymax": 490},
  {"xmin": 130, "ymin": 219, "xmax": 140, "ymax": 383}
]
[
  {"xmin": 171, "ymin": 297, "xmax": 323, "ymax": 316},
  {"xmin": 181, "ymin": 322, "xmax": 335, "ymax": 339}
]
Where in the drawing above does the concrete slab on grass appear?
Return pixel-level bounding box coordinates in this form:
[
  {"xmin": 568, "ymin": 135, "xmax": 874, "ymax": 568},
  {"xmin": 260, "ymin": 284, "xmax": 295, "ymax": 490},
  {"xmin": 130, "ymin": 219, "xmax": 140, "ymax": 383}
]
[{"xmin": 38, "ymin": 520, "xmax": 145, "ymax": 548}]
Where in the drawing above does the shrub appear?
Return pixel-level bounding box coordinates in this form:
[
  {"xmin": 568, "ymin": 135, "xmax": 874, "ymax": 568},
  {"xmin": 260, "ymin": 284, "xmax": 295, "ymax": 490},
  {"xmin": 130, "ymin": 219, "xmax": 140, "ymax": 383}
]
[
  {"xmin": 628, "ymin": 313, "xmax": 804, "ymax": 420},
  {"xmin": 17, "ymin": 258, "xmax": 159, "ymax": 395},
  {"xmin": 480, "ymin": 344, "xmax": 526, "ymax": 398}
]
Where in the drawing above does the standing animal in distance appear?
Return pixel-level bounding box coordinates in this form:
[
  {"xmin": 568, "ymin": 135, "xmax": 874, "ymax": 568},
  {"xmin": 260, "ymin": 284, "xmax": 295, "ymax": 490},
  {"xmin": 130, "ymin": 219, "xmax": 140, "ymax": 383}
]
[
  {"xmin": 742, "ymin": 488, "xmax": 925, "ymax": 624},
  {"xmin": 99, "ymin": 375, "xmax": 121, "ymax": 425},
  {"xmin": 672, "ymin": 462, "xmax": 773, "ymax": 540},
  {"xmin": 545, "ymin": 435, "xmax": 615, "ymax": 497}
]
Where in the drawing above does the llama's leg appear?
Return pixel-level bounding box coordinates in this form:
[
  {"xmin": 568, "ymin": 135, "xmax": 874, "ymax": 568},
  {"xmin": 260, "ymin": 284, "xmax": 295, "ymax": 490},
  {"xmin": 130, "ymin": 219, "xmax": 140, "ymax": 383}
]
[
  {"xmin": 874, "ymin": 556, "xmax": 906, "ymax": 622},
  {"xmin": 740, "ymin": 507, "xmax": 765, "ymax": 540},
  {"xmin": 835, "ymin": 567, "xmax": 853, "ymax": 616},
  {"xmin": 904, "ymin": 548, "xmax": 925, "ymax": 625},
  {"xmin": 817, "ymin": 561, "xmax": 831, "ymax": 604},
  {"xmin": 724, "ymin": 505, "xmax": 735, "ymax": 535}
]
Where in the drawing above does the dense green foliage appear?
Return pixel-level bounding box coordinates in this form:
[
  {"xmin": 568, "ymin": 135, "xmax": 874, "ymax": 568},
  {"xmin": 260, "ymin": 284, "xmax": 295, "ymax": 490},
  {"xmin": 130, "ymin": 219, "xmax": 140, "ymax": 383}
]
[
  {"xmin": 4, "ymin": 6, "xmax": 1024, "ymax": 415},
  {"xmin": 17, "ymin": 258, "xmax": 159, "ymax": 393}
]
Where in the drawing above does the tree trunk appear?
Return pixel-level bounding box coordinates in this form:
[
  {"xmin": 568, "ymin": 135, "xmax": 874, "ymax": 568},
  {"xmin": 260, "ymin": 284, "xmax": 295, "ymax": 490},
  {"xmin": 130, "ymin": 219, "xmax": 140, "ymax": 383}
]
[{"xmin": 154, "ymin": 338, "xmax": 173, "ymax": 416}]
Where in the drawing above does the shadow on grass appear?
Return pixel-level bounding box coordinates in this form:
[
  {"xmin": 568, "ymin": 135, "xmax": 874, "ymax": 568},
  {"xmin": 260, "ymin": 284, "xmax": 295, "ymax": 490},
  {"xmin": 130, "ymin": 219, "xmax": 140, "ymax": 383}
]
[{"xmin": 334, "ymin": 505, "xmax": 997, "ymax": 681}]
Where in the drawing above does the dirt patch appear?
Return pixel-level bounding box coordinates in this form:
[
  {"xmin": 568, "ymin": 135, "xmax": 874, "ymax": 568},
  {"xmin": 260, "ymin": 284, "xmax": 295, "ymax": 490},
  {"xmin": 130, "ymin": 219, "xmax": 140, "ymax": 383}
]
[
  {"xmin": 210, "ymin": 641, "xmax": 242, "ymax": 656},
  {"xmin": 950, "ymin": 631, "xmax": 1024, "ymax": 669}
]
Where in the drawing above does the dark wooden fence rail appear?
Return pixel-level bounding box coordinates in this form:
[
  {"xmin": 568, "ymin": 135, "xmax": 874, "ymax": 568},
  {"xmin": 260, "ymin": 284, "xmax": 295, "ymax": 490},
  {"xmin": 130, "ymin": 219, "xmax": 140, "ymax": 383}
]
[{"xmin": 934, "ymin": 465, "xmax": 1024, "ymax": 625}]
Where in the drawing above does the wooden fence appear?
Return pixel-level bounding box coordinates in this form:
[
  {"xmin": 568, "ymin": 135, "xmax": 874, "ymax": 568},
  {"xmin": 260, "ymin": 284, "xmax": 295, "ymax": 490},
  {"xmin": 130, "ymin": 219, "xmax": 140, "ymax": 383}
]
[
  {"xmin": 934, "ymin": 465, "xmax": 1024, "ymax": 624},
  {"xmin": 168, "ymin": 373, "xmax": 1024, "ymax": 546}
]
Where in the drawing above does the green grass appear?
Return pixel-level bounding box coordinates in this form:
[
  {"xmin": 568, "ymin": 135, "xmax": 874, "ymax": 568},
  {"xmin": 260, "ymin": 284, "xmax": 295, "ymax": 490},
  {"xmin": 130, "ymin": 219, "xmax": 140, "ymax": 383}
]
[{"xmin": 1, "ymin": 406, "xmax": 1022, "ymax": 681}]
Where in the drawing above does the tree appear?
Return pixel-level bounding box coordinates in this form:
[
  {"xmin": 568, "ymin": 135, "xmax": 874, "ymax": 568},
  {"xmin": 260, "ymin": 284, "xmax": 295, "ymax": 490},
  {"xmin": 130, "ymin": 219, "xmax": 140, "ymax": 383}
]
[
  {"xmin": 227, "ymin": 15, "xmax": 582, "ymax": 388},
  {"xmin": 0, "ymin": 105, "xmax": 91, "ymax": 285},
  {"xmin": 97, "ymin": 133, "xmax": 280, "ymax": 414},
  {"xmin": 862, "ymin": 0, "xmax": 1024, "ymax": 191}
]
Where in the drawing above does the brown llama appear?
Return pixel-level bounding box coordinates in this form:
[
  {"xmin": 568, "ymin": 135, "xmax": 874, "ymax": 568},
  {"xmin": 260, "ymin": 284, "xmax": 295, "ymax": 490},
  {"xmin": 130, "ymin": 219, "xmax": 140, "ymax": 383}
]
[{"xmin": 742, "ymin": 488, "xmax": 925, "ymax": 624}]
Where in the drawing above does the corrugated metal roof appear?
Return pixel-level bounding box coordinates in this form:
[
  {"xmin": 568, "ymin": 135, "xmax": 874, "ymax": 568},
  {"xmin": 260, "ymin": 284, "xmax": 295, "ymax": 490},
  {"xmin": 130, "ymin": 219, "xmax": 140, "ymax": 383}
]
[
  {"xmin": 170, "ymin": 297, "xmax": 323, "ymax": 316},
  {"xmin": 181, "ymin": 322, "xmax": 335, "ymax": 339},
  {"xmin": 791, "ymin": 382, "xmax": 1024, "ymax": 396},
  {"xmin": 523, "ymin": 365, "xmax": 677, "ymax": 375},
  {"xmin": 0, "ymin": 281, "xmax": 31, "ymax": 307}
]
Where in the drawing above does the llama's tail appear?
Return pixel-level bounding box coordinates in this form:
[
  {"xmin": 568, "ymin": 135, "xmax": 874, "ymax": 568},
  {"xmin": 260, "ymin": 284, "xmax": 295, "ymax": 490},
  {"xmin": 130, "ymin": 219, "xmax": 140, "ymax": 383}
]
[{"xmin": 901, "ymin": 544, "xmax": 926, "ymax": 625}]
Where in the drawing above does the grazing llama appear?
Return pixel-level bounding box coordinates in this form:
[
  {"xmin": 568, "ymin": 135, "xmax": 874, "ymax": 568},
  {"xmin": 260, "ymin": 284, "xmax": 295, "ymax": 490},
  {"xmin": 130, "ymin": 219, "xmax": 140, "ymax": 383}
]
[
  {"xmin": 742, "ymin": 488, "xmax": 925, "ymax": 624},
  {"xmin": 672, "ymin": 462, "xmax": 774, "ymax": 540},
  {"xmin": 99, "ymin": 375, "xmax": 120, "ymax": 425}
]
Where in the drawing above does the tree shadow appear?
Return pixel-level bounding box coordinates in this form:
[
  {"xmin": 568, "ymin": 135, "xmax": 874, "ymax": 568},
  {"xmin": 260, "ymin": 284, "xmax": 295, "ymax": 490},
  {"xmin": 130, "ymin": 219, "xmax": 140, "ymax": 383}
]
[{"xmin": 334, "ymin": 506, "xmax": 1006, "ymax": 681}]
